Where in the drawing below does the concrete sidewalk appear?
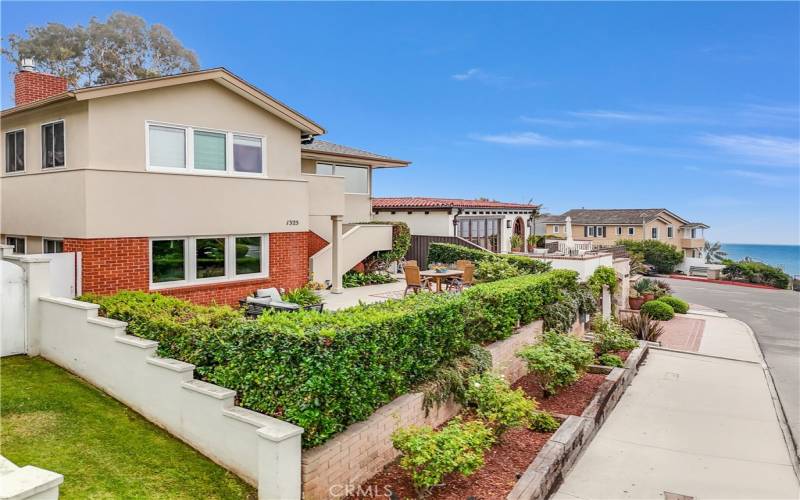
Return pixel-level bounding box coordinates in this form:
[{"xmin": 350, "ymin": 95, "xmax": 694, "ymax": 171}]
[{"xmin": 554, "ymin": 311, "xmax": 799, "ymax": 500}]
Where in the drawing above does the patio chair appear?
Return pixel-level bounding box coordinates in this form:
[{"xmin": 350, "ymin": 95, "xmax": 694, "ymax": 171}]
[
  {"xmin": 403, "ymin": 265, "xmax": 432, "ymax": 296},
  {"xmin": 403, "ymin": 260, "xmax": 418, "ymax": 269},
  {"xmin": 447, "ymin": 264, "xmax": 475, "ymax": 292},
  {"xmin": 455, "ymin": 259, "xmax": 473, "ymax": 270},
  {"xmin": 239, "ymin": 287, "xmax": 301, "ymax": 318}
]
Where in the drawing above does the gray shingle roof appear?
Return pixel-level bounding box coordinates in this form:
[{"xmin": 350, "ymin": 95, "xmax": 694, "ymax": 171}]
[
  {"xmin": 542, "ymin": 208, "xmax": 672, "ymax": 225},
  {"xmin": 301, "ymin": 140, "xmax": 408, "ymax": 164}
]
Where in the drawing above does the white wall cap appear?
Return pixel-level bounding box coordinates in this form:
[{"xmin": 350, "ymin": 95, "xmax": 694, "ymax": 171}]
[
  {"xmin": 4, "ymin": 254, "xmax": 53, "ymax": 263},
  {"xmin": 256, "ymin": 420, "xmax": 304, "ymax": 442},
  {"xmin": 147, "ymin": 357, "xmax": 195, "ymax": 373},
  {"xmin": 39, "ymin": 296, "xmax": 100, "ymax": 311},
  {"xmin": 223, "ymin": 406, "xmax": 286, "ymax": 429},
  {"xmin": 0, "ymin": 465, "xmax": 64, "ymax": 500},
  {"xmin": 87, "ymin": 316, "xmax": 128, "ymax": 329},
  {"xmin": 182, "ymin": 379, "xmax": 235, "ymax": 400},
  {"xmin": 114, "ymin": 335, "xmax": 158, "ymax": 349}
]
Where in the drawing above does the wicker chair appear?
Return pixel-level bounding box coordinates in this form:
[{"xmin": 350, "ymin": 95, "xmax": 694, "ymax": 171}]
[
  {"xmin": 403, "ymin": 264, "xmax": 431, "ymax": 296},
  {"xmin": 447, "ymin": 264, "xmax": 475, "ymax": 292}
]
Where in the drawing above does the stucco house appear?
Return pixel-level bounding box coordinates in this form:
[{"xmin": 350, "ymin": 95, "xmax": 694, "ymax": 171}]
[
  {"xmin": 1, "ymin": 65, "xmax": 409, "ymax": 304},
  {"xmin": 540, "ymin": 208, "xmax": 709, "ymax": 258},
  {"xmin": 371, "ymin": 197, "xmax": 539, "ymax": 254}
]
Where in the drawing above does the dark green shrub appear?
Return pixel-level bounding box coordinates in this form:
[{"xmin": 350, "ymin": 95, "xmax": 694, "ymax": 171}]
[
  {"xmin": 541, "ymin": 331, "xmax": 594, "ymax": 373},
  {"xmin": 592, "ymin": 317, "xmax": 638, "ymax": 354},
  {"xmin": 587, "ymin": 266, "xmax": 617, "ymax": 297},
  {"xmin": 517, "ymin": 343, "xmax": 577, "ymax": 396},
  {"xmin": 464, "ymin": 372, "xmax": 556, "ymax": 435},
  {"xmin": 617, "ymin": 240, "xmax": 683, "ymax": 273},
  {"xmin": 342, "ymin": 271, "xmax": 396, "ymax": 288},
  {"xmin": 419, "ymin": 345, "xmax": 492, "ymax": 412},
  {"xmin": 640, "ymin": 300, "xmax": 674, "ymax": 321},
  {"xmin": 474, "ymin": 259, "xmax": 521, "ymax": 282},
  {"xmin": 723, "ymin": 261, "xmax": 791, "ymax": 289},
  {"xmin": 542, "ymin": 283, "xmax": 596, "ymax": 333},
  {"xmin": 392, "ymin": 418, "xmax": 494, "ymax": 493},
  {"xmin": 598, "ymin": 353, "xmax": 624, "ymax": 367},
  {"xmin": 281, "ymin": 285, "xmax": 322, "ymax": 306},
  {"xmin": 427, "ymin": 242, "xmax": 551, "ymax": 274},
  {"xmin": 657, "ymin": 296, "xmax": 689, "ymax": 314}
]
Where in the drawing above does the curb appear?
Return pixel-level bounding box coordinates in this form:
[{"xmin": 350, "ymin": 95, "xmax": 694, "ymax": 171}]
[
  {"xmin": 507, "ymin": 340, "xmax": 649, "ymax": 499},
  {"xmin": 666, "ymin": 275, "xmax": 783, "ymax": 290}
]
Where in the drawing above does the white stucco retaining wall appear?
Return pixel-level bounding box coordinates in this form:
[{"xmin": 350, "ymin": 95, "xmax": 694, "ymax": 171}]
[{"xmin": 37, "ymin": 296, "xmax": 303, "ymax": 500}]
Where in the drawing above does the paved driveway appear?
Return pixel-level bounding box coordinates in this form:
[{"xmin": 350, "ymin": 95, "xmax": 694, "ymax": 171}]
[{"xmin": 660, "ymin": 277, "xmax": 800, "ymax": 456}]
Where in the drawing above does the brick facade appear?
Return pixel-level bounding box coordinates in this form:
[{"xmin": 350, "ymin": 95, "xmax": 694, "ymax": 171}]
[
  {"xmin": 65, "ymin": 232, "xmax": 310, "ymax": 306},
  {"xmin": 14, "ymin": 71, "xmax": 68, "ymax": 106},
  {"xmin": 308, "ymin": 231, "xmax": 329, "ymax": 256}
]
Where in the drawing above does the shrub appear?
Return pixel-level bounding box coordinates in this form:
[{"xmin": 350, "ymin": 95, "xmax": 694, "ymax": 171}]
[
  {"xmin": 587, "ymin": 266, "xmax": 617, "ymax": 297},
  {"xmin": 657, "ymin": 296, "xmax": 689, "ymax": 314},
  {"xmin": 530, "ymin": 410, "xmax": 561, "ymax": 432},
  {"xmin": 640, "ymin": 300, "xmax": 674, "ymax": 321},
  {"xmin": 543, "ymin": 284, "xmax": 596, "ymax": 333},
  {"xmin": 510, "ymin": 233, "xmax": 524, "ymax": 250},
  {"xmin": 392, "ymin": 418, "xmax": 494, "ymax": 493},
  {"xmin": 419, "ymin": 345, "xmax": 492, "ymax": 413},
  {"xmin": 342, "ymin": 271, "xmax": 396, "ymax": 288},
  {"xmin": 475, "ymin": 258, "xmax": 521, "ymax": 282},
  {"xmin": 83, "ymin": 271, "xmax": 579, "ymax": 447},
  {"xmin": 281, "ymin": 285, "xmax": 321, "ymax": 306},
  {"xmin": 598, "ymin": 353, "xmax": 624, "ymax": 367},
  {"xmin": 617, "ymin": 240, "xmax": 683, "ymax": 273},
  {"xmin": 591, "ymin": 317, "xmax": 638, "ymax": 355},
  {"xmin": 464, "ymin": 372, "xmax": 556, "ymax": 435},
  {"xmin": 621, "ymin": 312, "xmax": 665, "ymax": 341},
  {"xmin": 359, "ymin": 221, "xmax": 411, "ymax": 270},
  {"xmin": 541, "ymin": 331, "xmax": 594, "ymax": 373},
  {"xmin": 517, "ymin": 343, "xmax": 577, "ymax": 396},
  {"xmin": 723, "ymin": 261, "xmax": 791, "ymax": 289},
  {"xmin": 427, "ymin": 242, "xmax": 551, "ymax": 274},
  {"xmin": 651, "ymin": 279, "xmax": 672, "ymax": 298}
]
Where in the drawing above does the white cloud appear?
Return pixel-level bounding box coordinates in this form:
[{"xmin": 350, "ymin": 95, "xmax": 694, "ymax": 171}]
[
  {"xmin": 472, "ymin": 132, "xmax": 601, "ymax": 148},
  {"xmin": 725, "ymin": 169, "xmax": 798, "ymax": 187},
  {"xmin": 698, "ymin": 134, "xmax": 800, "ymax": 167},
  {"xmin": 451, "ymin": 68, "xmax": 482, "ymax": 81},
  {"xmin": 519, "ymin": 115, "xmax": 577, "ymax": 127},
  {"xmin": 567, "ymin": 110, "xmax": 679, "ymax": 123},
  {"xmin": 450, "ymin": 68, "xmax": 539, "ymax": 89}
]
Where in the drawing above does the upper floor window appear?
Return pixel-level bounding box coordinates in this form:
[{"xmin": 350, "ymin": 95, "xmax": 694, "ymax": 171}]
[
  {"xmin": 5, "ymin": 130, "xmax": 24, "ymax": 173},
  {"xmin": 651, "ymin": 227, "xmax": 658, "ymax": 239},
  {"xmin": 42, "ymin": 120, "xmax": 65, "ymax": 169},
  {"xmin": 315, "ymin": 162, "xmax": 369, "ymax": 194},
  {"xmin": 616, "ymin": 226, "xmax": 622, "ymax": 236},
  {"xmin": 5, "ymin": 236, "xmax": 25, "ymax": 254},
  {"xmin": 691, "ymin": 228, "xmax": 698, "ymax": 238},
  {"xmin": 146, "ymin": 122, "xmax": 264, "ymax": 176},
  {"xmin": 553, "ymin": 225, "xmax": 560, "ymax": 233},
  {"xmin": 628, "ymin": 227, "xmax": 635, "ymax": 236},
  {"xmin": 667, "ymin": 226, "xmax": 674, "ymax": 238}
]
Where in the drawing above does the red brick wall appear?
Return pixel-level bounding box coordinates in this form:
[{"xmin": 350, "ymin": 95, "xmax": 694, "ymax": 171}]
[
  {"xmin": 14, "ymin": 71, "xmax": 68, "ymax": 106},
  {"xmin": 308, "ymin": 231, "xmax": 329, "ymax": 256},
  {"xmin": 66, "ymin": 232, "xmax": 311, "ymax": 306}
]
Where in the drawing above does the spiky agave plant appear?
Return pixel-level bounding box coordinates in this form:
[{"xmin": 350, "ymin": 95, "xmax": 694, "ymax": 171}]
[{"xmin": 620, "ymin": 312, "xmax": 664, "ymax": 342}]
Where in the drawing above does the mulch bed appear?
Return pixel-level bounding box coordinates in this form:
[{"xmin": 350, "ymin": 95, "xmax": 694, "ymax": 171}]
[
  {"xmin": 350, "ymin": 426, "xmax": 554, "ymax": 499},
  {"xmin": 512, "ymin": 372, "xmax": 607, "ymax": 416}
]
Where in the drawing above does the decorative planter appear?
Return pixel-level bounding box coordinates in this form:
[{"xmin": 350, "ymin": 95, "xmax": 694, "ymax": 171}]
[
  {"xmin": 628, "ymin": 296, "xmax": 644, "ymax": 310},
  {"xmin": 643, "ymin": 293, "xmax": 655, "ymax": 302}
]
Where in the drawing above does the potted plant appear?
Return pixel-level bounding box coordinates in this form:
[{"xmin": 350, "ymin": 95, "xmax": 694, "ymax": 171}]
[
  {"xmin": 628, "ymin": 288, "xmax": 644, "ymax": 310},
  {"xmin": 633, "ymin": 278, "xmax": 655, "ymax": 302},
  {"xmin": 510, "ymin": 233, "xmax": 523, "ymax": 252}
]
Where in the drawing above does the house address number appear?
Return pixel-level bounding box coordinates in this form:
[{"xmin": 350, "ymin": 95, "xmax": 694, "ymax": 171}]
[{"xmin": 286, "ymin": 219, "xmax": 299, "ymax": 226}]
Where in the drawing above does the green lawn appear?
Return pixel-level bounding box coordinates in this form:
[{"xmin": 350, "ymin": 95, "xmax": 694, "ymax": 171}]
[{"xmin": 0, "ymin": 356, "xmax": 255, "ymax": 499}]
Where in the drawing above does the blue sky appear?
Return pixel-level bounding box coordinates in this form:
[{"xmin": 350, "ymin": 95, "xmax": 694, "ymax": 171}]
[{"xmin": 3, "ymin": 2, "xmax": 799, "ymax": 244}]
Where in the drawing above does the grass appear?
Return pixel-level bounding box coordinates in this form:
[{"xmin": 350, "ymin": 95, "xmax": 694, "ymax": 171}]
[{"xmin": 0, "ymin": 356, "xmax": 255, "ymax": 499}]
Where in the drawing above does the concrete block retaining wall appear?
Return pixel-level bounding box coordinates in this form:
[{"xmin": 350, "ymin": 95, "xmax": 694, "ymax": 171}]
[
  {"xmin": 302, "ymin": 320, "xmax": 545, "ymax": 499},
  {"xmin": 37, "ymin": 296, "xmax": 302, "ymax": 500}
]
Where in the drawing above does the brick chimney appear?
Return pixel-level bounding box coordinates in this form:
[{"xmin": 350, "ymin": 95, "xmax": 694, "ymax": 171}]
[{"xmin": 14, "ymin": 58, "xmax": 68, "ymax": 106}]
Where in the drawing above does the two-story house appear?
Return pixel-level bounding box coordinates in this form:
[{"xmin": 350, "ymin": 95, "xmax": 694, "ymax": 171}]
[
  {"xmin": 1, "ymin": 65, "xmax": 409, "ymax": 304},
  {"xmin": 541, "ymin": 208, "xmax": 709, "ymax": 258}
]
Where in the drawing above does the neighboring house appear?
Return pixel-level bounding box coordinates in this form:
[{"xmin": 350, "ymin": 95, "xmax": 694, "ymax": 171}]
[
  {"xmin": 371, "ymin": 197, "xmax": 540, "ymax": 254},
  {"xmin": 540, "ymin": 208, "xmax": 709, "ymax": 258},
  {"xmin": 1, "ymin": 65, "xmax": 409, "ymax": 304}
]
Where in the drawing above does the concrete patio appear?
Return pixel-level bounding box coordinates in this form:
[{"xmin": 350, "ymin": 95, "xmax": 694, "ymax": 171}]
[{"xmin": 316, "ymin": 277, "xmax": 408, "ymax": 310}]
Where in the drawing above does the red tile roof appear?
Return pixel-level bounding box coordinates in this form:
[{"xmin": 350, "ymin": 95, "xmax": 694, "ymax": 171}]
[{"xmin": 372, "ymin": 197, "xmax": 539, "ymax": 210}]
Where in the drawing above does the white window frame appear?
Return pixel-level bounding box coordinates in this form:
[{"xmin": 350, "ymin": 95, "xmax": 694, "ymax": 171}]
[
  {"xmin": 628, "ymin": 227, "xmax": 635, "ymax": 236},
  {"xmin": 43, "ymin": 238, "xmax": 64, "ymax": 254},
  {"xmin": 553, "ymin": 225, "xmax": 560, "ymax": 233},
  {"xmin": 149, "ymin": 235, "xmax": 269, "ymax": 289},
  {"xmin": 5, "ymin": 128, "xmax": 26, "ymax": 174},
  {"xmin": 40, "ymin": 119, "xmax": 66, "ymax": 170},
  {"xmin": 651, "ymin": 227, "xmax": 659, "ymax": 239},
  {"xmin": 588, "ymin": 226, "xmax": 596, "ymax": 237},
  {"xmin": 691, "ymin": 228, "xmax": 698, "ymax": 239},
  {"xmin": 5, "ymin": 235, "xmax": 27, "ymax": 254},
  {"xmin": 315, "ymin": 162, "xmax": 370, "ymax": 195},
  {"xmin": 616, "ymin": 226, "xmax": 622, "ymax": 236},
  {"xmin": 595, "ymin": 226, "xmax": 604, "ymax": 238},
  {"xmin": 667, "ymin": 226, "xmax": 674, "ymax": 238},
  {"xmin": 145, "ymin": 121, "xmax": 267, "ymax": 178}
]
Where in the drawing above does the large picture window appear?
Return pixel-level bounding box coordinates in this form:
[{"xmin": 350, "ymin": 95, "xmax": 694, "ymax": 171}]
[
  {"xmin": 315, "ymin": 163, "xmax": 369, "ymax": 194},
  {"xmin": 457, "ymin": 218, "xmax": 500, "ymax": 252},
  {"xmin": 5, "ymin": 129, "xmax": 24, "ymax": 173},
  {"xmin": 41, "ymin": 120, "xmax": 65, "ymax": 169},
  {"xmin": 150, "ymin": 235, "xmax": 268, "ymax": 288},
  {"xmin": 146, "ymin": 122, "xmax": 264, "ymax": 175}
]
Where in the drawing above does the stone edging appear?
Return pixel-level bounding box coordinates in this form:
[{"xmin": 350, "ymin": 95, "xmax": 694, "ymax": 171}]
[{"xmin": 507, "ymin": 340, "xmax": 649, "ymax": 500}]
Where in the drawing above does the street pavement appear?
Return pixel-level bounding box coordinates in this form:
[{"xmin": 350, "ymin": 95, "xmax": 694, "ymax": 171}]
[
  {"xmin": 555, "ymin": 310, "xmax": 799, "ymax": 499},
  {"xmin": 661, "ymin": 277, "xmax": 800, "ymax": 456}
]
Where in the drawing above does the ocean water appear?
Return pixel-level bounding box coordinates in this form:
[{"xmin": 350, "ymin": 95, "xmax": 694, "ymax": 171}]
[{"xmin": 720, "ymin": 244, "xmax": 800, "ymax": 277}]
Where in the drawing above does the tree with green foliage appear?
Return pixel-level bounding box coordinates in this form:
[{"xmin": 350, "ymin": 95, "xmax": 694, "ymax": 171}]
[
  {"xmin": 617, "ymin": 239, "xmax": 683, "ymax": 273},
  {"xmin": 703, "ymin": 241, "xmax": 728, "ymax": 264},
  {"xmin": 3, "ymin": 12, "xmax": 199, "ymax": 87}
]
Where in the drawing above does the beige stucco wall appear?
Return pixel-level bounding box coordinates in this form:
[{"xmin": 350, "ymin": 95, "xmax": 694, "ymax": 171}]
[
  {"xmin": 1, "ymin": 100, "xmax": 89, "ymax": 176},
  {"xmin": 371, "ymin": 210, "xmax": 454, "ymax": 237},
  {"xmin": 544, "ymin": 216, "xmax": 702, "ymax": 250},
  {"xmin": 1, "ymin": 170, "xmax": 87, "ymax": 237}
]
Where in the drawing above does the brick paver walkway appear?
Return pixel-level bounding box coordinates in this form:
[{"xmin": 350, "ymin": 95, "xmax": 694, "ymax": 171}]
[{"xmin": 658, "ymin": 315, "xmax": 706, "ymax": 351}]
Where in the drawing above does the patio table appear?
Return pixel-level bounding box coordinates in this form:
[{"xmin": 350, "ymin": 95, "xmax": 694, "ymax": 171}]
[{"xmin": 420, "ymin": 269, "xmax": 463, "ymax": 292}]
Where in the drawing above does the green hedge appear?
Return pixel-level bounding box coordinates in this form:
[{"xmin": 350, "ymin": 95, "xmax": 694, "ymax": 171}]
[
  {"xmin": 427, "ymin": 242, "xmax": 551, "ymax": 274},
  {"xmin": 723, "ymin": 261, "xmax": 790, "ymax": 289},
  {"xmin": 656, "ymin": 296, "xmax": 689, "ymax": 314},
  {"xmin": 616, "ymin": 239, "xmax": 683, "ymax": 273},
  {"xmin": 81, "ymin": 270, "xmax": 577, "ymax": 447},
  {"xmin": 640, "ymin": 300, "xmax": 674, "ymax": 321}
]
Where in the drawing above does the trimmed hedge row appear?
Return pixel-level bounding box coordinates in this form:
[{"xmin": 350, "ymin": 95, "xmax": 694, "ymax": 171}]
[
  {"xmin": 82, "ymin": 269, "xmax": 578, "ymax": 447},
  {"xmin": 427, "ymin": 242, "xmax": 551, "ymax": 274}
]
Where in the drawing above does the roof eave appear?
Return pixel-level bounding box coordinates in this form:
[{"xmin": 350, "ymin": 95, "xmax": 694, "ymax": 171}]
[
  {"xmin": 1, "ymin": 92, "xmax": 76, "ymax": 118},
  {"xmin": 301, "ymin": 149, "xmax": 410, "ymax": 167}
]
